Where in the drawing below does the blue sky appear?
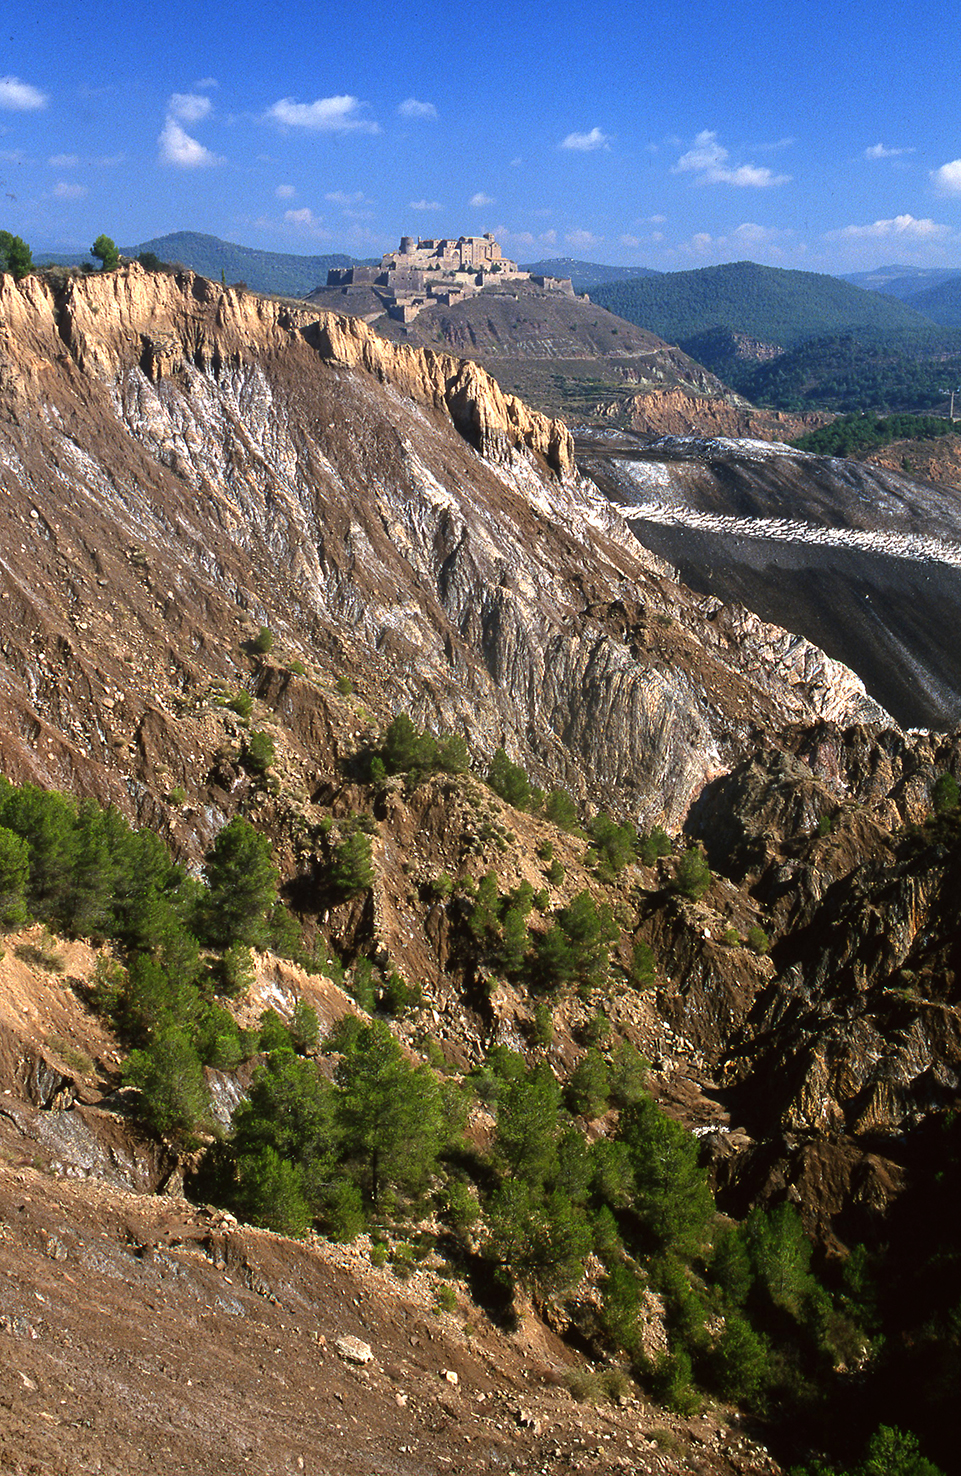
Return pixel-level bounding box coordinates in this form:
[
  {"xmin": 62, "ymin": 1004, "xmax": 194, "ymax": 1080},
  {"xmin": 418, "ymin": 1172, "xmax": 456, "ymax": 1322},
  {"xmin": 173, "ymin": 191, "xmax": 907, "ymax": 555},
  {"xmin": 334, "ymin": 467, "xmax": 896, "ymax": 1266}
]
[{"xmin": 3, "ymin": 0, "xmax": 961, "ymax": 275}]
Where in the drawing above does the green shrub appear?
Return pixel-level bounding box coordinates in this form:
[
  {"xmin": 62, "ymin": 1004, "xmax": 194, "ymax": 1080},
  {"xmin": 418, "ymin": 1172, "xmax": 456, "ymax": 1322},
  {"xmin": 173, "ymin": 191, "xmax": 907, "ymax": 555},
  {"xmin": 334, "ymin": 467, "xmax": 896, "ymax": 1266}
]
[
  {"xmin": 258, "ymin": 1007, "xmax": 293, "ymax": 1053},
  {"xmin": 335, "ymin": 674, "xmax": 353, "ymax": 695},
  {"xmin": 932, "ymin": 772, "xmax": 960, "ymax": 815},
  {"xmin": 647, "ymin": 1348, "xmax": 700, "ymax": 1415},
  {"xmin": 600, "ymin": 1260, "xmax": 644, "ymax": 1353},
  {"xmin": 433, "ymin": 1282, "xmax": 458, "ymax": 1314},
  {"xmin": 380, "ymin": 970, "xmax": 422, "ymax": 1019},
  {"xmin": 486, "ymin": 748, "xmax": 532, "ymax": 810},
  {"xmin": 589, "ymin": 811, "xmax": 637, "ymax": 878},
  {"xmin": 123, "ymin": 1026, "xmax": 209, "ymax": 1139},
  {"xmin": 0, "ymin": 231, "xmax": 33, "ymax": 279},
  {"xmin": 532, "ymin": 1001, "xmax": 554, "ymax": 1047},
  {"xmin": 242, "ymin": 729, "xmax": 275, "ymax": 775},
  {"xmin": 544, "ymin": 789, "xmax": 579, "ymax": 831},
  {"xmin": 0, "ymin": 826, "xmax": 30, "ymax": 930},
  {"xmin": 745, "ymin": 925, "xmax": 770, "ymax": 955},
  {"xmin": 202, "ymin": 818, "xmax": 278, "ymax": 949},
  {"xmin": 638, "ymin": 826, "xmax": 672, "ymax": 865},
  {"xmin": 349, "ymin": 956, "xmax": 377, "ymax": 1013},
  {"xmin": 674, "ymin": 846, "xmax": 712, "ymax": 901},
  {"xmin": 215, "ymin": 943, "xmax": 255, "ymax": 998},
  {"xmin": 442, "ymin": 1177, "xmax": 480, "ymax": 1231},
  {"xmin": 334, "ymin": 1019, "xmax": 444, "ymax": 1208},
  {"xmin": 711, "ymin": 1315, "xmax": 769, "ymax": 1403},
  {"xmin": 45, "ymin": 1034, "xmax": 93, "ymax": 1075},
  {"xmin": 609, "ymin": 1040, "xmax": 649, "ymax": 1108},
  {"xmin": 629, "ymin": 939, "xmax": 657, "ymax": 988},
  {"xmin": 322, "ymin": 1179, "xmax": 366, "ymax": 1241},
  {"xmin": 567, "ymin": 1048, "xmax": 610, "ymax": 1119},
  {"xmin": 237, "ymin": 1147, "xmax": 312, "ymax": 1237},
  {"xmin": 328, "ymin": 831, "xmax": 375, "ymax": 897},
  {"xmin": 583, "ymin": 1010, "xmax": 611, "ymax": 1046},
  {"xmin": 546, "ymin": 859, "xmax": 565, "ymax": 886},
  {"xmin": 251, "ymin": 625, "xmax": 274, "ymax": 655},
  {"xmin": 228, "ymin": 690, "xmax": 253, "ymax": 721},
  {"xmin": 290, "ymin": 997, "xmax": 320, "ymax": 1052},
  {"xmin": 91, "ymin": 234, "xmax": 119, "ymax": 271}
]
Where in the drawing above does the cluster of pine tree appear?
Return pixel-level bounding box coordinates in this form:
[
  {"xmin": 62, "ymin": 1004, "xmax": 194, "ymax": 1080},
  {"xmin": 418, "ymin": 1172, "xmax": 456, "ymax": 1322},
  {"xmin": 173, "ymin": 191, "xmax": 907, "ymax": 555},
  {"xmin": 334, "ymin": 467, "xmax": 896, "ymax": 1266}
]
[{"xmin": 0, "ymin": 749, "xmax": 952, "ymax": 1474}]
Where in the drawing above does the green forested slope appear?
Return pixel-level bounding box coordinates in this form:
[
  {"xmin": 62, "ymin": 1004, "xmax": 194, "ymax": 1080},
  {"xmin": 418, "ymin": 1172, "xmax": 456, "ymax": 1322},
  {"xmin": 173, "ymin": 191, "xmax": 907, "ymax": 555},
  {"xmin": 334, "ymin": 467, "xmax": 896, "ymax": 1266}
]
[{"xmin": 590, "ymin": 261, "xmax": 936, "ymax": 349}]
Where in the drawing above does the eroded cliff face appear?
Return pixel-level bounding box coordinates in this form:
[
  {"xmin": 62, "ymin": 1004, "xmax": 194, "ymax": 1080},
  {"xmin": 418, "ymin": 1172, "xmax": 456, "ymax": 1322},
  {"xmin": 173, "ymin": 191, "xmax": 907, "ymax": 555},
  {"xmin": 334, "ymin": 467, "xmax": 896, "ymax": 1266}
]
[
  {"xmin": 588, "ymin": 385, "xmax": 831, "ymax": 442},
  {"xmin": 0, "ymin": 263, "xmax": 889, "ymax": 844}
]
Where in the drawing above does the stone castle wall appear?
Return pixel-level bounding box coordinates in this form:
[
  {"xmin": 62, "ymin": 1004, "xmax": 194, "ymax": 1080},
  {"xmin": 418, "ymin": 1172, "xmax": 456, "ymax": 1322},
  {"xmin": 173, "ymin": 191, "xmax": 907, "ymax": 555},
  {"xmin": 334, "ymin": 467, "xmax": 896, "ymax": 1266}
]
[{"xmin": 326, "ymin": 232, "xmax": 573, "ymax": 320}]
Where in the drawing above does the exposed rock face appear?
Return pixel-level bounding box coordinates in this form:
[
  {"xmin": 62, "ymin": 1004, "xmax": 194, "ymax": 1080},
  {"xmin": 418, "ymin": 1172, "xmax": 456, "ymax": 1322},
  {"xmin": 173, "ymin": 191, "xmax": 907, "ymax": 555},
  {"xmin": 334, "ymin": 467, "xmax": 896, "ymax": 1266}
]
[
  {"xmin": 589, "ymin": 385, "xmax": 831, "ymax": 442},
  {"xmin": 308, "ymin": 310, "xmax": 572, "ymax": 472},
  {"xmin": 576, "ymin": 428, "xmax": 961, "ymax": 728},
  {"xmin": 0, "ymin": 264, "xmax": 887, "ymax": 842}
]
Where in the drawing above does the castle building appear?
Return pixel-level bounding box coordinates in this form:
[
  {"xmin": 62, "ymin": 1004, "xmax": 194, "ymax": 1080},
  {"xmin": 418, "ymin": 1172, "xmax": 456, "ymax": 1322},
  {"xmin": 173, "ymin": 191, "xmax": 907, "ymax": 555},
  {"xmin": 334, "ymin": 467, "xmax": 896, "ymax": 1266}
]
[{"xmin": 326, "ymin": 233, "xmax": 573, "ymax": 321}]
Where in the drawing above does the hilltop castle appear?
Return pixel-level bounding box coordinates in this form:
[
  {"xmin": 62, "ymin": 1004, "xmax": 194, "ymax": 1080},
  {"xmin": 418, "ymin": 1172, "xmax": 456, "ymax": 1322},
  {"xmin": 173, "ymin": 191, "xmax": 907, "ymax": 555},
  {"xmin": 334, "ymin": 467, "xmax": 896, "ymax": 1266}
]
[{"xmin": 326, "ymin": 233, "xmax": 574, "ymax": 322}]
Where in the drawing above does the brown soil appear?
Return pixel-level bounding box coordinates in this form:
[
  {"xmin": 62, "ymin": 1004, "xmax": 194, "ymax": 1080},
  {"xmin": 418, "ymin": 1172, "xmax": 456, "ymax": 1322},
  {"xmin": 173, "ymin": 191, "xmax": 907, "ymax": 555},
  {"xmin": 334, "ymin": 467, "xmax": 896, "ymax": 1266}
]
[{"xmin": 0, "ymin": 1165, "xmax": 779, "ymax": 1476}]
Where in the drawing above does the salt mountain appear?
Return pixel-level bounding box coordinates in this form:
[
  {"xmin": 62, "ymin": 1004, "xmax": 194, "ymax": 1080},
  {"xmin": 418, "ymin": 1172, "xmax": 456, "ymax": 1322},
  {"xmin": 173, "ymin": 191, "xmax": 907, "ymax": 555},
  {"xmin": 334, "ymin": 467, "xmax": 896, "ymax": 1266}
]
[{"xmin": 2, "ymin": 263, "xmax": 961, "ymax": 1473}]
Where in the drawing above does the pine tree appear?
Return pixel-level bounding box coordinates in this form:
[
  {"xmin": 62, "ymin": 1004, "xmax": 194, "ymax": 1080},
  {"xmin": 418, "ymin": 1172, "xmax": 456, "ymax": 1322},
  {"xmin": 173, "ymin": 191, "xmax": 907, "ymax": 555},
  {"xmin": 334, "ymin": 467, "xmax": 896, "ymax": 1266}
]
[{"xmin": 202, "ymin": 818, "xmax": 277, "ymax": 949}]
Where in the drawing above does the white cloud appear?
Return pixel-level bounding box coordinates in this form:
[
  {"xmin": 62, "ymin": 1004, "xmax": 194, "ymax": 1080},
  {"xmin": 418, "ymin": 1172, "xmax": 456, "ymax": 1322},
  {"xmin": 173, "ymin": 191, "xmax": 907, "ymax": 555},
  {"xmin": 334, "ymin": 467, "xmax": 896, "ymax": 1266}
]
[
  {"xmin": 539, "ymin": 229, "xmax": 557, "ymax": 246},
  {"xmin": 325, "ymin": 190, "xmax": 366, "ymax": 205},
  {"xmin": 53, "ymin": 181, "xmax": 87, "ymax": 199},
  {"xmin": 410, "ymin": 198, "xmax": 442, "ymax": 211},
  {"xmin": 678, "ymin": 222, "xmax": 793, "ymax": 259},
  {"xmin": 194, "ymin": 77, "xmax": 218, "ymax": 91},
  {"xmin": 469, "ymin": 192, "xmax": 494, "ymax": 207},
  {"xmin": 398, "ymin": 97, "xmax": 437, "ymax": 119},
  {"xmin": 931, "ymin": 159, "xmax": 961, "ymax": 195},
  {"xmin": 865, "ymin": 142, "xmax": 914, "ymax": 160},
  {"xmin": 833, "ymin": 214, "xmax": 950, "ymax": 240},
  {"xmin": 49, "ymin": 153, "xmax": 79, "ymax": 167},
  {"xmin": 0, "ymin": 76, "xmax": 47, "ymax": 111},
  {"xmin": 674, "ymin": 130, "xmax": 790, "ymax": 187},
  {"xmin": 275, "ymin": 184, "xmax": 296, "ymax": 198},
  {"xmin": 266, "ymin": 96, "xmax": 379, "ymax": 134},
  {"xmin": 560, "ymin": 127, "xmax": 610, "ymax": 152},
  {"xmin": 566, "ymin": 228, "xmax": 603, "ymax": 249},
  {"xmin": 169, "ymin": 92, "xmax": 212, "ymax": 124},
  {"xmin": 281, "ymin": 207, "xmax": 335, "ymax": 241},
  {"xmin": 159, "ymin": 118, "xmax": 221, "ymax": 168},
  {"xmin": 620, "ymin": 234, "xmax": 641, "ymax": 248}
]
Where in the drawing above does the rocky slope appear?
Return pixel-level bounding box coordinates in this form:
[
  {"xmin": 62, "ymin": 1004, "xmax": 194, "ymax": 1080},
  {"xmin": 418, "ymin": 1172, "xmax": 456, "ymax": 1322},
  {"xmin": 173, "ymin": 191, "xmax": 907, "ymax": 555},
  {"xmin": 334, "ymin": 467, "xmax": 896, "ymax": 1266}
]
[
  {"xmin": 587, "ymin": 385, "xmax": 832, "ymax": 442},
  {"xmin": 3, "ymin": 263, "xmax": 961, "ymax": 1474},
  {"xmin": 310, "ymin": 276, "xmax": 734, "ymax": 422},
  {"xmin": 0, "ymin": 263, "xmax": 886, "ymax": 848},
  {"xmin": 576, "ymin": 428, "xmax": 961, "ymax": 728}
]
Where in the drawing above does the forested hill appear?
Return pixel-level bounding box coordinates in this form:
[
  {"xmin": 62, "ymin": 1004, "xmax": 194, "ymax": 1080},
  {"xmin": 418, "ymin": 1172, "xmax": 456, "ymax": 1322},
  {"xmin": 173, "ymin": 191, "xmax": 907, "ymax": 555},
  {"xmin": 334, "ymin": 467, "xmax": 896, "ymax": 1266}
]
[
  {"xmin": 38, "ymin": 232, "xmax": 366, "ymax": 297},
  {"xmin": 125, "ymin": 233, "xmax": 364, "ymax": 296},
  {"xmin": 903, "ymin": 275, "xmax": 961, "ymax": 327},
  {"xmin": 590, "ymin": 260, "xmax": 937, "ymax": 350},
  {"xmin": 519, "ymin": 257, "xmax": 661, "ymax": 294}
]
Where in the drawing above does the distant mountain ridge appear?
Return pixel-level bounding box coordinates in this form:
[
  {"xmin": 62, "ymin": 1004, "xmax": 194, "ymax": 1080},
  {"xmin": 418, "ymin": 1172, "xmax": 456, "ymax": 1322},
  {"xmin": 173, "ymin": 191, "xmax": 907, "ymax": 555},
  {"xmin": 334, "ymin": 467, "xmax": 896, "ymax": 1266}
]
[
  {"xmin": 902, "ymin": 277, "xmax": 961, "ymax": 328},
  {"xmin": 841, "ymin": 264, "xmax": 961, "ymax": 299},
  {"xmin": 519, "ymin": 257, "xmax": 660, "ymax": 294},
  {"xmin": 589, "ymin": 260, "xmax": 937, "ymax": 350},
  {"xmin": 38, "ymin": 231, "xmax": 369, "ymax": 298}
]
